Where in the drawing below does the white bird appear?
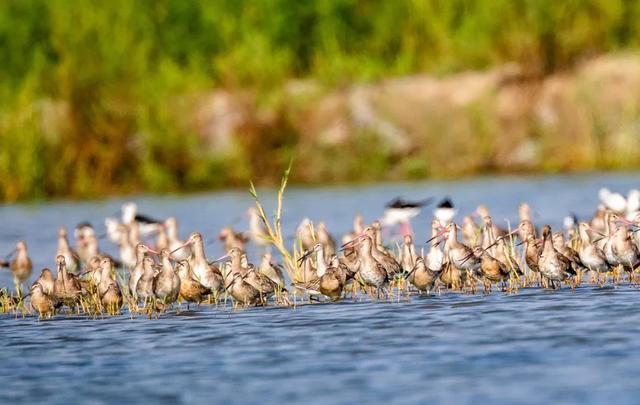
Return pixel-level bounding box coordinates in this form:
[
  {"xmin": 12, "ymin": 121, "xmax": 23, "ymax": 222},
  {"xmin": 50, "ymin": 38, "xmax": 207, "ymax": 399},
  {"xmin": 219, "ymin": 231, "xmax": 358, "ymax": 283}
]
[
  {"xmin": 380, "ymin": 197, "xmax": 432, "ymax": 236},
  {"xmin": 563, "ymin": 214, "xmax": 578, "ymax": 233},
  {"xmin": 434, "ymin": 198, "xmax": 456, "ymax": 225},
  {"xmin": 426, "ymin": 219, "xmax": 444, "ymax": 272},
  {"xmin": 105, "ymin": 217, "xmax": 123, "ymax": 245},
  {"xmin": 626, "ymin": 189, "xmax": 640, "ymax": 219},
  {"xmin": 121, "ymin": 202, "xmax": 162, "ymax": 237},
  {"xmin": 74, "ymin": 222, "xmax": 95, "ymax": 241},
  {"xmin": 598, "ymin": 188, "xmax": 627, "ymax": 214}
]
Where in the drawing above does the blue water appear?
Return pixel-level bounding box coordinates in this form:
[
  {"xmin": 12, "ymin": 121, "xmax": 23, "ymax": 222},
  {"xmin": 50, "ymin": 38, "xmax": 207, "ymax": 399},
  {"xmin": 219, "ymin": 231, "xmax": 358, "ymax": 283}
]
[{"xmin": 1, "ymin": 173, "xmax": 639, "ymax": 404}]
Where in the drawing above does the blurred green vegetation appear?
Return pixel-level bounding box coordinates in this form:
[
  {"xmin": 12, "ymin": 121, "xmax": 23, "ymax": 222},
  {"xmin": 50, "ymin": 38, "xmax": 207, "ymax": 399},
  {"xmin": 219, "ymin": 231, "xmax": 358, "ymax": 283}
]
[{"xmin": 1, "ymin": 0, "xmax": 640, "ymax": 201}]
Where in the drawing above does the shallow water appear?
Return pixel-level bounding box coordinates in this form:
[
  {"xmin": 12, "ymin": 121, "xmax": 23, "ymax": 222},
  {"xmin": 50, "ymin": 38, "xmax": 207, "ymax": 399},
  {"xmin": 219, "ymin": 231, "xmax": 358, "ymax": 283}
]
[{"xmin": 1, "ymin": 173, "xmax": 639, "ymax": 404}]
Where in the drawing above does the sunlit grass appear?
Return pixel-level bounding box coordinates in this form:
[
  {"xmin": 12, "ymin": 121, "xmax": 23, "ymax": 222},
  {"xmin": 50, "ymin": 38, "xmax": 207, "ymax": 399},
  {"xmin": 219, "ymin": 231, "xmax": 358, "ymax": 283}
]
[{"xmin": 249, "ymin": 161, "xmax": 298, "ymax": 281}]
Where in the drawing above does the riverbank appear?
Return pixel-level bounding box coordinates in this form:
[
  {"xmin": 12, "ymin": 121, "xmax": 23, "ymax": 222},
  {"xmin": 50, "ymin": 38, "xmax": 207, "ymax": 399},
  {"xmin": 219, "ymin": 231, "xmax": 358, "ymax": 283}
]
[{"xmin": 2, "ymin": 53, "xmax": 640, "ymax": 202}]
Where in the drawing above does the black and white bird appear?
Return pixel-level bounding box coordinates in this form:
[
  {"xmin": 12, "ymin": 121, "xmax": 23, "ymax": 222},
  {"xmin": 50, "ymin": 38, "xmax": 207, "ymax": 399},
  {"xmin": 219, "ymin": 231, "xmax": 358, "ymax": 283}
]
[
  {"xmin": 74, "ymin": 222, "xmax": 95, "ymax": 241},
  {"xmin": 380, "ymin": 197, "xmax": 433, "ymax": 236},
  {"xmin": 121, "ymin": 202, "xmax": 163, "ymax": 238},
  {"xmin": 434, "ymin": 198, "xmax": 456, "ymax": 225}
]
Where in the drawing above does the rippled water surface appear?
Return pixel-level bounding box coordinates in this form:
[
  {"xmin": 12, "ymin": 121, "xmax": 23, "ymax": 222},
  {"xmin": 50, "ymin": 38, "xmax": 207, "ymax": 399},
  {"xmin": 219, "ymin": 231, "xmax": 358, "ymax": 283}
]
[{"xmin": 1, "ymin": 173, "xmax": 639, "ymax": 404}]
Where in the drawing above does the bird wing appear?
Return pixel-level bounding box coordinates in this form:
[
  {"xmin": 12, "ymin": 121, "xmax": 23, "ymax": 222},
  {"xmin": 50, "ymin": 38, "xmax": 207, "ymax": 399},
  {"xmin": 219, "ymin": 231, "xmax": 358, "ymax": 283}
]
[{"xmin": 134, "ymin": 214, "xmax": 162, "ymax": 224}]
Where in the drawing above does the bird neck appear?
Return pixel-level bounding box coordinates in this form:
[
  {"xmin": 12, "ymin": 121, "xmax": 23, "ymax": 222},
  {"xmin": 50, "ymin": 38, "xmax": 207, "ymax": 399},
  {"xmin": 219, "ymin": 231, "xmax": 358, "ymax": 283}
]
[
  {"xmin": 192, "ymin": 241, "xmax": 206, "ymax": 261},
  {"xmin": 162, "ymin": 257, "xmax": 173, "ymax": 275},
  {"xmin": 166, "ymin": 223, "xmax": 178, "ymax": 240},
  {"xmin": 543, "ymin": 235, "xmax": 554, "ymax": 254},
  {"xmin": 316, "ymin": 249, "xmax": 327, "ymax": 277},
  {"xmin": 58, "ymin": 236, "xmax": 69, "ymax": 251}
]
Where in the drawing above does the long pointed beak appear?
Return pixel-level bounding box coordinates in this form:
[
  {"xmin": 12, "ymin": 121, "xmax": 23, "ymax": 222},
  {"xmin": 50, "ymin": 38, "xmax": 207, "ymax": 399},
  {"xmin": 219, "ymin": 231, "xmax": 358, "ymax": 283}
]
[
  {"xmin": 170, "ymin": 241, "xmax": 191, "ymax": 255},
  {"xmin": 224, "ymin": 273, "xmax": 240, "ymax": 291},
  {"xmin": 340, "ymin": 233, "xmax": 363, "ymax": 247},
  {"xmin": 4, "ymin": 249, "xmax": 17, "ymax": 260},
  {"xmin": 425, "ymin": 228, "xmax": 447, "ymax": 245},
  {"xmin": 340, "ymin": 234, "xmax": 363, "ymax": 249},
  {"xmin": 460, "ymin": 252, "xmax": 476, "ymax": 265},
  {"xmin": 211, "ymin": 254, "xmax": 230, "ymax": 263},
  {"xmin": 297, "ymin": 250, "xmax": 314, "ymax": 265},
  {"xmin": 340, "ymin": 235, "xmax": 365, "ymax": 251},
  {"xmin": 473, "ymin": 228, "xmax": 520, "ymax": 257},
  {"xmin": 616, "ymin": 217, "xmax": 638, "ymax": 228}
]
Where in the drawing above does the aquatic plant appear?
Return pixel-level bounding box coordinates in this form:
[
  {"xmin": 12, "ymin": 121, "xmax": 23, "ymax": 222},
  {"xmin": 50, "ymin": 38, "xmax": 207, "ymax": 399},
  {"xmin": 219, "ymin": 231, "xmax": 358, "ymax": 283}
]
[{"xmin": 249, "ymin": 162, "xmax": 298, "ymax": 280}]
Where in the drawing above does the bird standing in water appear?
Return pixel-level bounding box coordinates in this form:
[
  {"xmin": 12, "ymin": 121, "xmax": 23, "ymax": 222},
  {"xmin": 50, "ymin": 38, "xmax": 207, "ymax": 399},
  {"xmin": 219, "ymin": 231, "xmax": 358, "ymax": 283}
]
[
  {"xmin": 5, "ymin": 241, "xmax": 33, "ymax": 296},
  {"xmin": 176, "ymin": 260, "xmax": 209, "ymax": 309},
  {"xmin": 177, "ymin": 232, "xmax": 224, "ymax": 300},
  {"xmin": 295, "ymin": 243, "xmax": 344, "ymax": 301},
  {"xmin": 153, "ymin": 249, "xmax": 181, "ymax": 310},
  {"xmin": 136, "ymin": 257, "xmax": 157, "ymax": 304},
  {"xmin": 222, "ymin": 247, "xmax": 261, "ymax": 306},
  {"xmin": 610, "ymin": 221, "xmax": 639, "ymax": 282},
  {"xmin": 56, "ymin": 228, "xmax": 80, "ymax": 273},
  {"xmin": 474, "ymin": 246, "xmax": 510, "ymax": 293},
  {"xmin": 128, "ymin": 243, "xmax": 157, "ymax": 300},
  {"xmin": 29, "ymin": 282, "xmax": 59, "ymax": 319},
  {"xmin": 577, "ymin": 222, "xmax": 610, "ymax": 283},
  {"xmin": 408, "ymin": 257, "xmax": 440, "ymax": 293},
  {"xmin": 538, "ymin": 226, "xmax": 572, "ymax": 288},
  {"xmin": 53, "ymin": 255, "xmax": 84, "ymax": 310},
  {"xmin": 444, "ymin": 223, "xmax": 480, "ymax": 291},
  {"xmin": 97, "ymin": 258, "xmax": 122, "ymax": 314},
  {"xmin": 352, "ymin": 235, "xmax": 388, "ymax": 298},
  {"xmin": 362, "ymin": 225, "xmax": 402, "ymax": 280}
]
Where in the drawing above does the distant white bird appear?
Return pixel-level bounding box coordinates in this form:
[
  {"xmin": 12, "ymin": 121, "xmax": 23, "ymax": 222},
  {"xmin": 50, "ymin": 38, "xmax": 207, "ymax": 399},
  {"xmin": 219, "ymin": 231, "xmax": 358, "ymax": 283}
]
[
  {"xmin": 626, "ymin": 189, "xmax": 640, "ymax": 220},
  {"xmin": 563, "ymin": 214, "xmax": 578, "ymax": 232},
  {"xmin": 380, "ymin": 197, "xmax": 433, "ymax": 236},
  {"xmin": 247, "ymin": 207, "xmax": 270, "ymax": 248},
  {"xmin": 74, "ymin": 222, "xmax": 95, "ymax": 241},
  {"xmin": 121, "ymin": 202, "xmax": 162, "ymax": 237},
  {"xmin": 434, "ymin": 198, "xmax": 456, "ymax": 225},
  {"xmin": 518, "ymin": 202, "xmax": 533, "ymax": 222},
  {"xmin": 598, "ymin": 188, "xmax": 627, "ymax": 214},
  {"xmin": 105, "ymin": 217, "xmax": 122, "ymax": 245}
]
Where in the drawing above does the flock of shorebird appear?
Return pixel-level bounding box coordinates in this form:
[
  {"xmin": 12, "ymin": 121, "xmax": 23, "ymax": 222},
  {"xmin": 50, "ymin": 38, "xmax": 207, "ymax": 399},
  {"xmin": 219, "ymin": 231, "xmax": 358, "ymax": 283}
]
[{"xmin": 1, "ymin": 187, "xmax": 640, "ymax": 319}]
